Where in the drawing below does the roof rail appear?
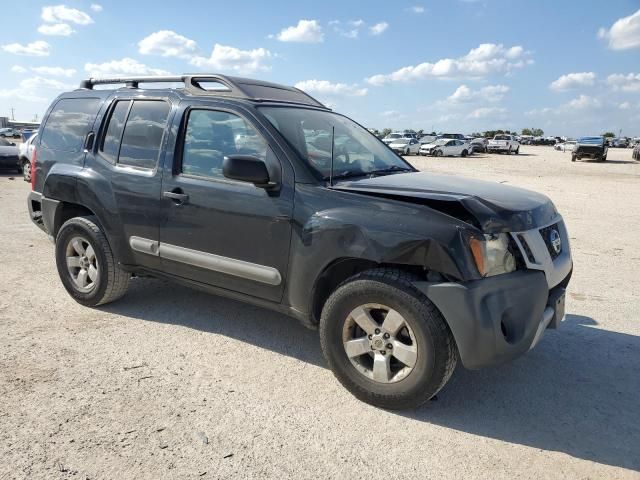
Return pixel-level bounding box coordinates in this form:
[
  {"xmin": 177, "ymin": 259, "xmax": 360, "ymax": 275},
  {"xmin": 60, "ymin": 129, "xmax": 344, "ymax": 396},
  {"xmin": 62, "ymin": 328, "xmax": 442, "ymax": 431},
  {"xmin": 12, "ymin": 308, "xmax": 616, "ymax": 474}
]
[{"xmin": 78, "ymin": 74, "xmax": 328, "ymax": 109}]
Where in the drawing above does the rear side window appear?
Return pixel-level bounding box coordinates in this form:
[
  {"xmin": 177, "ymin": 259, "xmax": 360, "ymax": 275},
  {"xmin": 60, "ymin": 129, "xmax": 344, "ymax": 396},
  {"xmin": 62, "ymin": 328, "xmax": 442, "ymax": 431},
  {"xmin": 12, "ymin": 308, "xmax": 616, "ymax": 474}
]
[
  {"xmin": 40, "ymin": 98, "xmax": 100, "ymax": 152},
  {"xmin": 100, "ymin": 100, "xmax": 170, "ymax": 170}
]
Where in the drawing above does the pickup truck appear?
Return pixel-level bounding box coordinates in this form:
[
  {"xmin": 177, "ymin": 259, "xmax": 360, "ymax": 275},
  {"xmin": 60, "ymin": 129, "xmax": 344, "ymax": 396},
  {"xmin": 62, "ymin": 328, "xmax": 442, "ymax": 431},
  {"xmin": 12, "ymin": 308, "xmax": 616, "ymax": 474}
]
[
  {"xmin": 27, "ymin": 74, "xmax": 572, "ymax": 409},
  {"xmin": 487, "ymin": 134, "xmax": 520, "ymax": 154}
]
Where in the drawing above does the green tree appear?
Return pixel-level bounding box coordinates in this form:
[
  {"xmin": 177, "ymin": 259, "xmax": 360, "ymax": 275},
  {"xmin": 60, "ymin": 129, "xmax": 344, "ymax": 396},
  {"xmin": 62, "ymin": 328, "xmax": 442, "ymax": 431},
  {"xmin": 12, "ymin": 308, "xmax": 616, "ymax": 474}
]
[
  {"xmin": 602, "ymin": 132, "xmax": 615, "ymax": 138},
  {"xmin": 522, "ymin": 127, "xmax": 544, "ymax": 136},
  {"xmin": 381, "ymin": 128, "xmax": 392, "ymax": 138}
]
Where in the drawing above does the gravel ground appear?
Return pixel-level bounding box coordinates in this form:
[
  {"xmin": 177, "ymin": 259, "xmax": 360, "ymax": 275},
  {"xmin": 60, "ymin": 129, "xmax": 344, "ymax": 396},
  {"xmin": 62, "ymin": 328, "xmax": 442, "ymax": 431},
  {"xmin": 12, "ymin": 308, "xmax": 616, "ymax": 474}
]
[{"xmin": 0, "ymin": 145, "xmax": 639, "ymax": 479}]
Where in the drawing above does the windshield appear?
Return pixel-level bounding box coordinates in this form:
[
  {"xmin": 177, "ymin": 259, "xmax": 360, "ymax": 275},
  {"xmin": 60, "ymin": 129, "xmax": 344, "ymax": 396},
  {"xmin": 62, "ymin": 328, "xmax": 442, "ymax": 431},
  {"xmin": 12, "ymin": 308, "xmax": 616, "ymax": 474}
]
[
  {"xmin": 385, "ymin": 133, "xmax": 402, "ymax": 139},
  {"xmin": 260, "ymin": 107, "xmax": 413, "ymax": 180},
  {"xmin": 0, "ymin": 138, "xmax": 12, "ymax": 146},
  {"xmin": 578, "ymin": 136, "xmax": 603, "ymax": 145},
  {"xmin": 494, "ymin": 135, "xmax": 510, "ymax": 140},
  {"xmin": 392, "ymin": 138, "xmax": 410, "ymax": 144}
]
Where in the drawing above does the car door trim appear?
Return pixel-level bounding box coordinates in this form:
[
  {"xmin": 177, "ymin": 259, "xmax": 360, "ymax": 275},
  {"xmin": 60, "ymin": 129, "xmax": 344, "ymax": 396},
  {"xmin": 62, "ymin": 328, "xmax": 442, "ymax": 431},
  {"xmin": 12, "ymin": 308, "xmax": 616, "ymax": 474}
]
[{"xmin": 129, "ymin": 236, "xmax": 282, "ymax": 286}]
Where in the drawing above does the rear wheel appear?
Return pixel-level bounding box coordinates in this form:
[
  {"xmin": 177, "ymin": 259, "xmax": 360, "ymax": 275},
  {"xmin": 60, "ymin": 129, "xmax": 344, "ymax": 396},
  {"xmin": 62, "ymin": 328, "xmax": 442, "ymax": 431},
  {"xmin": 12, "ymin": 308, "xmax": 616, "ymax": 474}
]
[
  {"xmin": 320, "ymin": 269, "xmax": 457, "ymax": 409},
  {"xmin": 515, "ymin": 147, "xmax": 520, "ymax": 155},
  {"xmin": 21, "ymin": 159, "xmax": 31, "ymax": 182},
  {"xmin": 571, "ymin": 154, "xmax": 577, "ymax": 162},
  {"xmin": 461, "ymin": 149, "xmax": 468, "ymax": 157},
  {"xmin": 55, "ymin": 216, "xmax": 130, "ymax": 306}
]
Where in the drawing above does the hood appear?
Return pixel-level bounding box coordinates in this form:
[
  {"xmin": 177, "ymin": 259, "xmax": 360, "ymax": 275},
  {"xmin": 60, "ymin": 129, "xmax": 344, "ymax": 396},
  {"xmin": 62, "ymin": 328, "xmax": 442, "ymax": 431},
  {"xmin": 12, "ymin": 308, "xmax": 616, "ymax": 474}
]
[{"xmin": 333, "ymin": 171, "xmax": 558, "ymax": 232}]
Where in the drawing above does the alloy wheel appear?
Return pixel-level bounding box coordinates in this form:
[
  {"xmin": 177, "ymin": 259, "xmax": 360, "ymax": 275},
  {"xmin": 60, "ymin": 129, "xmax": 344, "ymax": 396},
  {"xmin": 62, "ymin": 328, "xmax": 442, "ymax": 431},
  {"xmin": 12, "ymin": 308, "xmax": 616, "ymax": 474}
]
[
  {"xmin": 65, "ymin": 236, "xmax": 99, "ymax": 292},
  {"xmin": 342, "ymin": 304, "xmax": 418, "ymax": 383}
]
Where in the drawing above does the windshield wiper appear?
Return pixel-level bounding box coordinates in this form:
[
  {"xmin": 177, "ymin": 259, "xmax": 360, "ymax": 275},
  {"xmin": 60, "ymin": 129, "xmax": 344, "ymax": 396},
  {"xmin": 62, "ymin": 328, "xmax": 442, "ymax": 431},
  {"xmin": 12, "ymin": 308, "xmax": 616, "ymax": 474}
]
[
  {"xmin": 368, "ymin": 165, "xmax": 414, "ymax": 176},
  {"xmin": 324, "ymin": 170, "xmax": 369, "ymax": 181}
]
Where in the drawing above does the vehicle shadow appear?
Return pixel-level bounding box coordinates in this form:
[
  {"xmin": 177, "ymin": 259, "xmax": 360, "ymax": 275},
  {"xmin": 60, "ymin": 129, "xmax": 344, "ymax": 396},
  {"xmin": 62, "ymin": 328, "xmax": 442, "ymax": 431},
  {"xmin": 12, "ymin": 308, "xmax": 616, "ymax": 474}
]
[
  {"xmin": 103, "ymin": 279, "xmax": 639, "ymax": 471},
  {"xmin": 580, "ymin": 159, "xmax": 636, "ymax": 165},
  {"xmin": 400, "ymin": 314, "xmax": 640, "ymax": 472}
]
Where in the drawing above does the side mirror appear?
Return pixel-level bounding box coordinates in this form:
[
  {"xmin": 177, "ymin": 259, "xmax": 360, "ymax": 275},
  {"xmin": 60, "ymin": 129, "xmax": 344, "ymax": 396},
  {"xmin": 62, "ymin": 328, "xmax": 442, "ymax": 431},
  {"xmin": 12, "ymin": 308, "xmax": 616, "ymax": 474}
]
[{"xmin": 223, "ymin": 155, "xmax": 274, "ymax": 188}]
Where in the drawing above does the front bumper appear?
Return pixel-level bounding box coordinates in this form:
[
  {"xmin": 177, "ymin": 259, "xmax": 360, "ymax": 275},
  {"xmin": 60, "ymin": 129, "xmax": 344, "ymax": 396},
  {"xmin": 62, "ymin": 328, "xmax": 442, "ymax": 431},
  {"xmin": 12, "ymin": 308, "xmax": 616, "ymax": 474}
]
[
  {"xmin": 487, "ymin": 145, "xmax": 509, "ymax": 152},
  {"xmin": 415, "ymin": 269, "xmax": 570, "ymax": 369}
]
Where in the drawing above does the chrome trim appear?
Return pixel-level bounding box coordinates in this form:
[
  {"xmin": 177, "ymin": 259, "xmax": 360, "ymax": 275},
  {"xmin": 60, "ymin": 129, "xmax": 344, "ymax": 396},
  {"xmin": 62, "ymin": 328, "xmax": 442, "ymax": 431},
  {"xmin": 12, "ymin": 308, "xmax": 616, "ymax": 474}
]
[
  {"xmin": 129, "ymin": 236, "xmax": 159, "ymax": 256},
  {"xmin": 158, "ymin": 242, "xmax": 281, "ymax": 286},
  {"xmin": 510, "ymin": 217, "xmax": 572, "ymax": 289}
]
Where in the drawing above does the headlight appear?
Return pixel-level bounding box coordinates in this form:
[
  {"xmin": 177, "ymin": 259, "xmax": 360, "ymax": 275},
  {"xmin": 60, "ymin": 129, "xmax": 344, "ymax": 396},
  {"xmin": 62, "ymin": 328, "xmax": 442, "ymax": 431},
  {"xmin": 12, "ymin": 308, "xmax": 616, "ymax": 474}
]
[{"xmin": 468, "ymin": 233, "xmax": 517, "ymax": 277}]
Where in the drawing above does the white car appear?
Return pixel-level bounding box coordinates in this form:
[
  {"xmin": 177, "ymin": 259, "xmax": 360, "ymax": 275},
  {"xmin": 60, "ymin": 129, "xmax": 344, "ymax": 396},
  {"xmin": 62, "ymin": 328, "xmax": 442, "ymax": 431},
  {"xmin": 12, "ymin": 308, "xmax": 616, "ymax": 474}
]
[
  {"xmin": 554, "ymin": 141, "xmax": 576, "ymax": 152},
  {"xmin": 420, "ymin": 139, "xmax": 470, "ymax": 157},
  {"xmin": 381, "ymin": 133, "xmax": 404, "ymax": 145},
  {"xmin": 388, "ymin": 138, "xmax": 421, "ymax": 155},
  {"xmin": 487, "ymin": 134, "xmax": 520, "ymax": 154},
  {"xmin": 19, "ymin": 132, "xmax": 37, "ymax": 182}
]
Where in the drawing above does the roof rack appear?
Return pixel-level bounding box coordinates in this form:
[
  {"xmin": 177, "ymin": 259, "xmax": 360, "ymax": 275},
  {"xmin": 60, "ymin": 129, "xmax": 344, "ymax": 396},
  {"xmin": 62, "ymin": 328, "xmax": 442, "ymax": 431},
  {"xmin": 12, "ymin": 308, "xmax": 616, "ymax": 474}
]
[{"xmin": 78, "ymin": 74, "xmax": 328, "ymax": 109}]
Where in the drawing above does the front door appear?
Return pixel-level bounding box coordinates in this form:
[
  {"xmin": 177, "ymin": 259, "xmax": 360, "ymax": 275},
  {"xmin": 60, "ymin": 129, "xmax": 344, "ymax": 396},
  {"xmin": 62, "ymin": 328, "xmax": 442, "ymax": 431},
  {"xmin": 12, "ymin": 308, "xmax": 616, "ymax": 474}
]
[{"xmin": 158, "ymin": 105, "xmax": 294, "ymax": 302}]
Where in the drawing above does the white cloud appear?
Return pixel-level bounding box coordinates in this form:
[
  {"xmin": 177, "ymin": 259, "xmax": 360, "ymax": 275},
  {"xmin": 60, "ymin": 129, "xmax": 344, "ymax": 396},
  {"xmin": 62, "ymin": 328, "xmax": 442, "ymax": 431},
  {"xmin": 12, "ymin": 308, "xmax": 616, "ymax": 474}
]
[
  {"xmin": 1, "ymin": 41, "xmax": 51, "ymax": 57},
  {"xmin": 467, "ymin": 107, "xmax": 507, "ymax": 119},
  {"xmin": 365, "ymin": 43, "xmax": 530, "ymax": 85},
  {"xmin": 369, "ymin": 22, "xmax": 389, "ymax": 36},
  {"xmin": 90, "ymin": 4, "xmax": 103, "ymax": 12},
  {"xmin": 567, "ymin": 94, "xmax": 601, "ymax": 109},
  {"xmin": 38, "ymin": 23, "xmax": 75, "ymax": 36},
  {"xmin": 11, "ymin": 65, "xmax": 27, "ymax": 73},
  {"xmin": 598, "ymin": 9, "xmax": 640, "ymax": 50},
  {"xmin": 274, "ymin": 20, "xmax": 324, "ymax": 43},
  {"xmin": 84, "ymin": 58, "xmax": 171, "ymax": 77},
  {"xmin": 549, "ymin": 72, "xmax": 596, "ymax": 91},
  {"xmin": 42, "ymin": 5, "xmax": 93, "ymax": 25},
  {"xmin": 138, "ymin": 30, "xmax": 198, "ymax": 59},
  {"xmin": 294, "ymin": 79, "xmax": 368, "ymax": 97},
  {"xmin": 447, "ymin": 84, "xmax": 509, "ymax": 103},
  {"xmin": 409, "ymin": 6, "xmax": 425, "ymax": 13},
  {"xmin": 190, "ymin": 44, "xmax": 272, "ymax": 73},
  {"xmin": 619, "ymin": 101, "xmax": 632, "ymax": 110},
  {"xmin": 0, "ymin": 76, "xmax": 73, "ymax": 102},
  {"xmin": 31, "ymin": 66, "xmax": 76, "ymax": 77},
  {"xmin": 607, "ymin": 73, "xmax": 640, "ymax": 92}
]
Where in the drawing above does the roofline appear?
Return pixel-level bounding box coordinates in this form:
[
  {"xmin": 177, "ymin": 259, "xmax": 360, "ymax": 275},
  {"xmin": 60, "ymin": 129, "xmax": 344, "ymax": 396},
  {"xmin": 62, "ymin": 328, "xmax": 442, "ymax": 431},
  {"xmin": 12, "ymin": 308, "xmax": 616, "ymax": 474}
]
[{"xmin": 77, "ymin": 74, "xmax": 328, "ymax": 109}]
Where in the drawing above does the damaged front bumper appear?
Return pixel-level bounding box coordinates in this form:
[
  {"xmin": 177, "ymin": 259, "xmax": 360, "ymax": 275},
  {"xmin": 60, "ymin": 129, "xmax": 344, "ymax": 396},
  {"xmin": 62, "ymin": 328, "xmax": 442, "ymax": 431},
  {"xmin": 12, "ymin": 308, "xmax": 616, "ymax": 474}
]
[{"xmin": 414, "ymin": 269, "xmax": 570, "ymax": 369}]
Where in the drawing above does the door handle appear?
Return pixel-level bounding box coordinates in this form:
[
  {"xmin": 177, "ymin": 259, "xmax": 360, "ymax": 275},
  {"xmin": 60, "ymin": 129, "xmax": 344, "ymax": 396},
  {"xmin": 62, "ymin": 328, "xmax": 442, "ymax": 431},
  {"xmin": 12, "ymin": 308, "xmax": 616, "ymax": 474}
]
[{"xmin": 163, "ymin": 189, "xmax": 189, "ymax": 204}]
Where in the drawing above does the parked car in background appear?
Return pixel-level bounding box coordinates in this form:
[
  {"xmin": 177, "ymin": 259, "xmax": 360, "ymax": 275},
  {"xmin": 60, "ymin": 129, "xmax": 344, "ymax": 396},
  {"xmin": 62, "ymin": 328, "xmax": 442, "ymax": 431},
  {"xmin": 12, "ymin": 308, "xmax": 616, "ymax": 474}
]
[
  {"xmin": 440, "ymin": 133, "xmax": 466, "ymax": 140},
  {"xmin": 633, "ymin": 143, "xmax": 640, "ymax": 160},
  {"xmin": 572, "ymin": 136, "xmax": 607, "ymax": 162},
  {"xmin": 612, "ymin": 137, "xmax": 629, "ymax": 148},
  {"xmin": 19, "ymin": 132, "xmax": 37, "ymax": 181},
  {"xmin": 0, "ymin": 128, "xmax": 20, "ymax": 138},
  {"xmin": 418, "ymin": 135, "xmax": 437, "ymax": 145},
  {"xmin": 389, "ymin": 137, "xmax": 421, "ymax": 155},
  {"xmin": 470, "ymin": 137, "xmax": 488, "ymax": 153},
  {"xmin": 382, "ymin": 132, "xmax": 403, "ymax": 145},
  {"xmin": 554, "ymin": 140, "xmax": 576, "ymax": 152},
  {"xmin": 487, "ymin": 134, "xmax": 520, "ymax": 154},
  {"xmin": 421, "ymin": 138, "xmax": 470, "ymax": 157},
  {"xmin": 21, "ymin": 129, "xmax": 37, "ymax": 142},
  {"xmin": 0, "ymin": 137, "xmax": 21, "ymax": 173}
]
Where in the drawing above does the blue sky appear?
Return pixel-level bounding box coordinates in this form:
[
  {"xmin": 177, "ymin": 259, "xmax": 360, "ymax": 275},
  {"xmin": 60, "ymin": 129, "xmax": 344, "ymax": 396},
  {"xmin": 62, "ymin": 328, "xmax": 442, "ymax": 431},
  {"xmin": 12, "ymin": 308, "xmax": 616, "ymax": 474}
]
[{"xmin": 1, "ymin": 0, "xmax": 639, "ymax": 136}]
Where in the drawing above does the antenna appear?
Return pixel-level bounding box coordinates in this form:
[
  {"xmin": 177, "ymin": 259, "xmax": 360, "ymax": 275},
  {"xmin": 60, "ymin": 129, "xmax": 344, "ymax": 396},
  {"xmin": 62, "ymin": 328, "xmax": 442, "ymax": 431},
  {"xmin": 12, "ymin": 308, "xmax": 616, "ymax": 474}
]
[{"xmin": 329, "ymin": 125, "xmax": 335, "ymax": 187}]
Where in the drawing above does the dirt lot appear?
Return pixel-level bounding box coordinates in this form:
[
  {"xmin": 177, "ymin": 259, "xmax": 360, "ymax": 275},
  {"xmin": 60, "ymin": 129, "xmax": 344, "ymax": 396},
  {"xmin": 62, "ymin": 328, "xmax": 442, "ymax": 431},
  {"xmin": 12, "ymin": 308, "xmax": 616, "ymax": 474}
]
[{"xmin": 1, "ymin": 145, "xmax": 639, "ymax": 479}]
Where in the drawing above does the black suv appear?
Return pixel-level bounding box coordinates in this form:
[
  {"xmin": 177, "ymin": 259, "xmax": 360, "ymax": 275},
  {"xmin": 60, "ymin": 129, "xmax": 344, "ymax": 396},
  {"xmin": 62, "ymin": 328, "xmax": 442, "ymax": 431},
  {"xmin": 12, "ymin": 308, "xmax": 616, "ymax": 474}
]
[{"xmin": 27, "ymin": 75, "xmax": 573, "ymax": 409}]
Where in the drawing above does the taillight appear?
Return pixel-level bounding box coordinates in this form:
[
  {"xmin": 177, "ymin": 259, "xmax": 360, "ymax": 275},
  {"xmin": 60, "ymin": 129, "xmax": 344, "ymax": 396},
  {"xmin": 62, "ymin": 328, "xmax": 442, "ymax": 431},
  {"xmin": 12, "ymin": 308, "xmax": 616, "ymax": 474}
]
[{"xmin": 30, "ymin": 148, "xmax": 37, "ymax": 191}]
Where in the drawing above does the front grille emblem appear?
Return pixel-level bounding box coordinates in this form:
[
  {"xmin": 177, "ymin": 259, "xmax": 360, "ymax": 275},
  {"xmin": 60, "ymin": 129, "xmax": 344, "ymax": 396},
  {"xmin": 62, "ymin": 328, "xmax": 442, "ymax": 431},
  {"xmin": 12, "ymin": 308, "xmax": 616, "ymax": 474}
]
[{"xmin": 550, "ymin": 229, "xmax": 562, "ymax": 254}]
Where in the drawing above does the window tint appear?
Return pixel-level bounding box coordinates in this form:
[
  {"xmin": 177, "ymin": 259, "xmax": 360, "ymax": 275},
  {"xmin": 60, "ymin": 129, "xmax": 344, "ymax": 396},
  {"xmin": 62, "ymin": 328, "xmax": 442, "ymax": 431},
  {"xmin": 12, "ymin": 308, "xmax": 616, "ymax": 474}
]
[
  {"xmin": 181, "ymin": 110, "xmax": 267, "ymax": 179},
  {"xmin": 40, "ymin": 98, "xmax": 100, "ymax": 152},
  {"xmin": 118, "ymin": 101, "xmax": 170, "ymax": 170},
  {"xmin": 100, "ymin": 100, "xmax": 130, "ymax": 162}
]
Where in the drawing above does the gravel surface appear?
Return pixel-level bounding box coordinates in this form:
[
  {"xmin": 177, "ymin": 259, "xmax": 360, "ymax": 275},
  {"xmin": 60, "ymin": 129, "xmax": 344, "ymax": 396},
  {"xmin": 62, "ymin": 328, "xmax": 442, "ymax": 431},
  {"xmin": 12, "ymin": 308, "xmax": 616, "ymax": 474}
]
[{"xmin": 1, "ymin": 146, "xmax": 639, "ymax": 479}]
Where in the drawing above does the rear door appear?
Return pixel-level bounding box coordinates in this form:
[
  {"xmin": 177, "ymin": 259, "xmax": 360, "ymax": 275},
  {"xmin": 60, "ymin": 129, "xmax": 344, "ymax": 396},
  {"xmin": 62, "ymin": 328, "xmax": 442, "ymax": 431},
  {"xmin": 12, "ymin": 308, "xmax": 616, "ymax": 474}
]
[
  {"xmin": 157, "ymin": 103, "xmax": 294, "ymax": 302},
  {"xmin": 88, "ymin": 96, "xmax": 174, "ymax": 270}
]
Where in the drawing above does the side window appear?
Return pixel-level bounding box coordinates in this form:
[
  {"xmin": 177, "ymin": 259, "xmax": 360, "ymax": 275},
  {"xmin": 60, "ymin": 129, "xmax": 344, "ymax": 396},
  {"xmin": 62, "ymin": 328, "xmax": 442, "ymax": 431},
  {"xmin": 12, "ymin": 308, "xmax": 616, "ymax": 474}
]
[
  {"xmin": 40, "ymin": 98, "xmax": 100, "ymax": 152},
  {"xmin": 100, "ymin": 100, "xmax": 131, "ymax": 163},
  {"xmin": 118, "ymin": 101, "xmax": 171, "ymax": 170},
  {"xmin": 181, "ymin": 109, "xmax": 267, "ymax": 179}
]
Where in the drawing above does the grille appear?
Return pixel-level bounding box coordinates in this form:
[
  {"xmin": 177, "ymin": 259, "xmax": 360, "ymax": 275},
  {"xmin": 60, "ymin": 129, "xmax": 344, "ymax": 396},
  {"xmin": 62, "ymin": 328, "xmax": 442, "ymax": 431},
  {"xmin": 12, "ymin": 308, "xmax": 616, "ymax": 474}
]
[
  {"xmin": 517, "ymin": 234, "xmax": 536, "ymax": 263},
  {"xmin": 576, "ymin": 145, "xmax": 602, "ymax": 155},
  {"xmin": 539, "ymin": 223, "xmax": 562, "ymax": 260}
]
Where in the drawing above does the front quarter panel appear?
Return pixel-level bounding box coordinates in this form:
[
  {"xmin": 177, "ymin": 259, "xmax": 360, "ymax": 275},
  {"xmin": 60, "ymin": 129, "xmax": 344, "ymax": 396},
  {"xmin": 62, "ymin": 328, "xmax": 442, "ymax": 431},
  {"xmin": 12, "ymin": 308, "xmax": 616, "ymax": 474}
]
[{"xmin": 284, "ymin": 183, "xmax": 481, "ymax": 315}]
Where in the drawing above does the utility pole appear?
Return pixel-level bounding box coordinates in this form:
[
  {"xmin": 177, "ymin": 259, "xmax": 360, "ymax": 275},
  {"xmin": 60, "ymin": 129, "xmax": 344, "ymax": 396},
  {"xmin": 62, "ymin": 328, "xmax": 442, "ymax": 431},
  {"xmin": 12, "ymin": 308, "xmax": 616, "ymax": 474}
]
[{"xmin": 10, "ymin": 107, "xmax": 15, "ymax": 121}]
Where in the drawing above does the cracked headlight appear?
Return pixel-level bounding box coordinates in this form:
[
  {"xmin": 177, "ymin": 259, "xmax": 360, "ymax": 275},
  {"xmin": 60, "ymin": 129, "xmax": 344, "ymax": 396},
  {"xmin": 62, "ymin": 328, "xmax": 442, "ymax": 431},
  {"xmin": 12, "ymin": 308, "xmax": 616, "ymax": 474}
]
[{"xmin": 468, "ymin": 233, "xmax": 517, "ymax": 277}]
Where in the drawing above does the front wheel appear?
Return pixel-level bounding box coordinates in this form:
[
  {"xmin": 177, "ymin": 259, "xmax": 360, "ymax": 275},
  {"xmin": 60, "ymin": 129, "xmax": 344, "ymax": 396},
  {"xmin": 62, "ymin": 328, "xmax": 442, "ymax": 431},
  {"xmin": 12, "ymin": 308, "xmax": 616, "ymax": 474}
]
[
  {"xmin": 461, "ymin": 149, "xmax": 468, "ymax": 157},
  {"xmin": 434, "ymin": 150, "xmax": 442, "ymax": 157},
  {"xmin": 571, "ymin": 154, "xmax": 577, "ymax": 162},
  {"xmin": 21, "ymin": 159, "xmax": 31, "ymax": 181},
  {"xmin": 55, "ymin": 216, "xmax": 130, "ymax": 306},
  {"xmin": 320, "ymin": 269, "xmax": 458, "ymax": 409}
]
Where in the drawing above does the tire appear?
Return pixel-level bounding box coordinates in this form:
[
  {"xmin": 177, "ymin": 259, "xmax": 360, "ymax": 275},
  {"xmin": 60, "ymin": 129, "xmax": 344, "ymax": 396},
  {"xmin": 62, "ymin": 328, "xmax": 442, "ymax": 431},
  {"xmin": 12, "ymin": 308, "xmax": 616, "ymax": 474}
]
[
  {"xmin": 319, "ymin": 268, "xmax": 458, "ymax": 409},
  {"xmin": 571, "ymin": 154, "xmax": 576, "ymax": 162},
  {"xmin": 435, "ymin": 150, "xmax": 442, "ymax": 157},
  {"xmin": 55, "ymin": 216, "xmax": 130, "ymax": 307},
  {"xmin": 515, "ymin": 147, "xmax": 520, "ymax": 155},
  {"xmin": 21, "ymin": 159, "xmax": 31, "ymax": 182},
  {"xmin": 461, "ymin": 149, "xmax": 468, "ymax": 158}
]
